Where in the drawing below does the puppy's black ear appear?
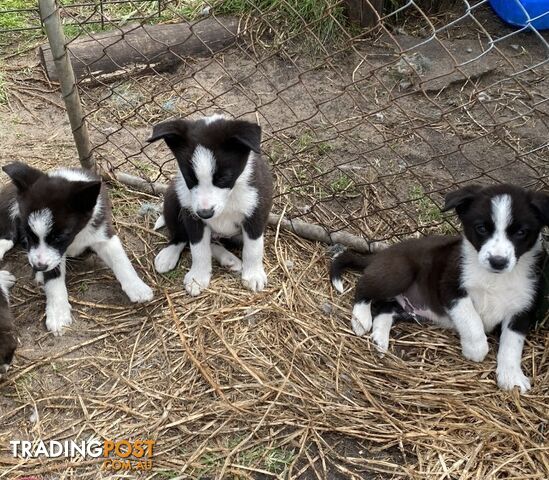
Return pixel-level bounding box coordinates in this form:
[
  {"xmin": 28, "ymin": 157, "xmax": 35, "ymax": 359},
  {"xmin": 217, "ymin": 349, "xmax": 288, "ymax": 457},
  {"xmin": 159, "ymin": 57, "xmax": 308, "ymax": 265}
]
[
  {"xmin": 2, "ymin": 162, "xmax": 44, "ymax": 192},
  {"xmin": 442, "ymin": 184, "xmax": 483, "ymax": 214},
  {"xmin": 69, "ymin": 181, "xmax": 102, "ymax": 213},
  {"xmin": 226, "ymin": 121, "xmax": 261, "ymax": 154},
  {"xmin": 530, "ymin": 190, "xmax": 549, "ymax": 226},
  {"xmin": 146, "ymin": 119, "xmax": 189, "ymax": 144}
]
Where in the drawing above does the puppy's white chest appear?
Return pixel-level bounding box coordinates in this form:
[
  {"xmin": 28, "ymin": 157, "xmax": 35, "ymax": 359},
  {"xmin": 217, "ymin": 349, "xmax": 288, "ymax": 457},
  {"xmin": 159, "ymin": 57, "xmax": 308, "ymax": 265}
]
[
  {"xmin": 464, "ymin": 271, "xmax": 534, "ymax": 332},
  {"xmin": 206, "ymin": 209, "xmax": 245, "ymax": 237}
]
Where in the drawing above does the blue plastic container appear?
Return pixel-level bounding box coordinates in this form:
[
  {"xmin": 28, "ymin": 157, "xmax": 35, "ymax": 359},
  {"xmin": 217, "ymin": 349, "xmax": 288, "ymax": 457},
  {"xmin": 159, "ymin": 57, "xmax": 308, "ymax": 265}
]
[{"xmin": 489, "ymin": 0, "xmax": 549, "ymax": 30}]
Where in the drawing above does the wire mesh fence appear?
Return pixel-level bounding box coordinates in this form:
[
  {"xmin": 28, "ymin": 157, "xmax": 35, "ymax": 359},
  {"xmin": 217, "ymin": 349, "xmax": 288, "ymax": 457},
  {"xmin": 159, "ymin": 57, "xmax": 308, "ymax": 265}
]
[
  {"xmin": 6, "ymin": 0, "xmax": 549, "ymax": 244},
  {"xmin": 1, "ymin": 3, "xmax": 549, "ymax": 478}
]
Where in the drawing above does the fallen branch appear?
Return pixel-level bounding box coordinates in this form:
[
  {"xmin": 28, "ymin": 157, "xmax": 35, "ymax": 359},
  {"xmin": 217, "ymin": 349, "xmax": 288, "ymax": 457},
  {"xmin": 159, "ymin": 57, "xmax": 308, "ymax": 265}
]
[
  {"xmin": 107, "ymin": 172, "xmax": 385, "ymax": 253},
  {"xmin": 39, "ymin": 17, "xmax": 240, "ymax": 84}
]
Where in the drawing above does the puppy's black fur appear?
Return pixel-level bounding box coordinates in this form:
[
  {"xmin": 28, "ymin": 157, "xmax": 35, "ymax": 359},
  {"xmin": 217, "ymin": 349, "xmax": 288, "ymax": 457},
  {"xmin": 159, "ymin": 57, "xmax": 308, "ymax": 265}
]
[{"xmin": 0, "ymin": 276, "xmax": 16, "ymax": 372}]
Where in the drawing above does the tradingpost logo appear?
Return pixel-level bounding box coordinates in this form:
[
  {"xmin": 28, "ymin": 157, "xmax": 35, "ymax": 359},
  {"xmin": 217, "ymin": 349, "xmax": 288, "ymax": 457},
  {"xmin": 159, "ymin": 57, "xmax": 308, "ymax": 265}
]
[{"xmin": 10, "ymin": 439, "xmax": 155, "ymax": 471}]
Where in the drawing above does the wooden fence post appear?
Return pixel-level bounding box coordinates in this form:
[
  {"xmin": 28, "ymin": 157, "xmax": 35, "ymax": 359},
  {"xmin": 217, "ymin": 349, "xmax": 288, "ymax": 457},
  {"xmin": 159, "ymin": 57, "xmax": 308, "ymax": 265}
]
[{"xmin": 39, "ymin": 0, "xmax": 94, "ymax": 170}]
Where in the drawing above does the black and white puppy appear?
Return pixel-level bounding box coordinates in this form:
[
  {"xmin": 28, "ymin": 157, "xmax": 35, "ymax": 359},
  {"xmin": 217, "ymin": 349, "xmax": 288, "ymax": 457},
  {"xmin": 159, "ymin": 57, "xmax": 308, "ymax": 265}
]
[
  {"xmin": 0, "ymin": 270, "xmax": 17, "ymax": 375},
  {"xmin": 331, "ymin": 184, "xmax": 548, "ymax": 393},
  {"xmin": 148, "ymin": 115, "xmax": 273, "ymax": 296},
  {"xmin": 0, "ymin": 163, "xmax": 153, "ymax": 335}
]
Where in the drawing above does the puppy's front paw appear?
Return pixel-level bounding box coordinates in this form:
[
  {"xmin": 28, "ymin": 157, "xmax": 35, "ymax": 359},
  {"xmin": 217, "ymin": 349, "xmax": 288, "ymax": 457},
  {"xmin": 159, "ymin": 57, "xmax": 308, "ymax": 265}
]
[
  {"xmin": 46, "ymin": 303, "xmax": 73, "ymax": 336},
  {"xmin": 184, "ymin": 269, "xmax": 211, "ymax": 296},
  {"xmin": 242, "ymin": 267, "xmax": 267, "ymax": 292},
  {"xmin": 497, "ymin": 366, "xmax": 531, "ymax": 393},
  {"xmin": 124, "ymin": 280, "xmax": 153, "ymax": 303},
  {"xmin": 461, "ymin": 336, "xmax": 489, "ymax": 362},
  {"xmin": 0, "ymin": 270, "xmax": 15, "ymax": 290},
  {"xmin": 351, "ymin": 302, "xmax": 372, "ymax": 336}
]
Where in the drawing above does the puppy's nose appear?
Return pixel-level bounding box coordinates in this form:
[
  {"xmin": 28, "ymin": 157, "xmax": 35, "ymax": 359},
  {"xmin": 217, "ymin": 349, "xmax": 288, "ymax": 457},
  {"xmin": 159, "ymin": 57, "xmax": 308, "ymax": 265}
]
[
  {"xmin": 196, "ymin": 208, "xmax": 214, "ymax": 219},
  {"xmin": 489, "ymin": 256, "xmax": 508, "ymax": 271},
  {"xmin": 32, "ymin": 262, "xmax": 48, "ymax": 272}
]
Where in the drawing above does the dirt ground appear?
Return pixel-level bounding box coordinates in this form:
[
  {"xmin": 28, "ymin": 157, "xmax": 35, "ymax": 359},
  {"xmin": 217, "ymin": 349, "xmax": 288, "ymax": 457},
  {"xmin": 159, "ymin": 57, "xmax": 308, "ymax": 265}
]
[{"xmin": 0, "ymin": 2, "xmax": 548, "ymax": 479}]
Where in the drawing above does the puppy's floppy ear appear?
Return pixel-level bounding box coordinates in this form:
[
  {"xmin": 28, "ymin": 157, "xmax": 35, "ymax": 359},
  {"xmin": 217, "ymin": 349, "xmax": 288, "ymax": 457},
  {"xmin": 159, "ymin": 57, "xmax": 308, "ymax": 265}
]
[
  {"xmin": 226, "ymin": 121, "xmax": 261, "ymax": 154},
  {"xmin": 442, "ymin": 184, "xmax": 483, "ymax": 214},
  {"xmin": 529, "ymin": 190, "xmax": 549, "ymax": 226},
  {"xmin": 2, "ymin": 162, "xmax": 44, "ymax": 192},
  {"xmin": 69, "ymin": 181, "xmax": 102, "ymax": 213},
  {"xmin": 146, "ymin": 119, "xmax": 189, "ymax": 144}
]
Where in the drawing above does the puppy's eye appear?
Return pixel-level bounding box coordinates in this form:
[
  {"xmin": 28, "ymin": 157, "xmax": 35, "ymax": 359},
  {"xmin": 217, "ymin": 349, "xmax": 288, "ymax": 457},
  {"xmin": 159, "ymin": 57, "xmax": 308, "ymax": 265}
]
[
  {"xmin": 213, "ymin": 173, "xmax": 232, "ymax": 188},
  {"xmin": 475, "ymin": 224, "xmax": 488, "ymax": 235},
  {"xmin": 24, "ymin": 228, "xmax": 38, "ymax": 245},
  {"xmin": 515, "ymin": 228, "xmax": 528, "ymax": 238}
]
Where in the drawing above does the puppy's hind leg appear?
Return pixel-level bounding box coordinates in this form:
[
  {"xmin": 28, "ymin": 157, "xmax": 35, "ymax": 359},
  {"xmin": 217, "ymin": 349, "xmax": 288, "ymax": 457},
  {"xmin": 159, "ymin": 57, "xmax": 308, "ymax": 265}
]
[
  {"xmin": 212, "ymin": 243, "xmax": 242, "ymax": 272},
  {"xmin": 351, "ymin": 257, "xmax": 414, "ymax": 338},
  {"xmin": 155, "ymin": 242, "xmax": 186, "ymax": 273},
  {"xmin": 370, "ymin": 300, "xmax": 403, "ymax": 353},
  {"xmin": 92, "ymin": 236, "xmax": 154, "ymax": 303}
]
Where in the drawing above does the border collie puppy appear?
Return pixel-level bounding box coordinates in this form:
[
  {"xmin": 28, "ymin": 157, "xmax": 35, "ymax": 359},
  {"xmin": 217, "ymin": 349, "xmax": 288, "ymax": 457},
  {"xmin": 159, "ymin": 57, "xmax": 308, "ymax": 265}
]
[
  {"xmin": 148, "ymin": 115, "xmax": 273, "ymax": 296},
  {"xmin": 331, "ymin": 184, "xmax": 548, "ymax": 393},
  {"xmin": 0, "ymin": 163, "xmax": 153, "ymax": 335},
  {"xmin": 0, "ymin": 270, "xmax": 17, "ymax": 375}
]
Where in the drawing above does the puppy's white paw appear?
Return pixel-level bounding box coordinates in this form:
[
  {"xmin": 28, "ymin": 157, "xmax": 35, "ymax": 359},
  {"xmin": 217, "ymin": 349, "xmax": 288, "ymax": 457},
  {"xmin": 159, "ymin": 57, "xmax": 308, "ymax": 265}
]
[
  {"xmin": 155, "ymin": 243, "xmax": 185, "ymax": 273},
  {"xmin": 351, "ymin": 302, "xmax": 372, "ymax": 336},
  {"xmin": 351, "ymin": 317, "xmax": 367, "ymax": 336},
  {"xmin": 124, "ymin": 280, "xmax": 153, "ymax": 303},
  {"xmin": 218, "ymin": 250, "xmax": 242, "ymax": 272},
  {"xmin": 154, "ymin": 214, "xmax": 166, "ymax": 231},
  {"xmin": 184, "ymin": 269, "xmax": 211, "ymax": 296},
  {"xmin": 370, "ymin": 313, "xmax": 393, "ymax": 353},
  {"xmin": 0, "ymin": 270, "xmax": 16, "ymax": 290},
  {"xmin": 331, "ymin": 278, "xmax": 344, "ymax": 294},
  {"xmin": 242, "ymin": 267, "xmax": 267, "ymax": 292},
  {"xmin": 0, "ymin": 239, "xmax": 14, "ymax": 260},
  {"xmin": 371, "ymin": 329, "xmax": 390, "ymax": 353},
  {"xmin": 497, "ymin": 366, "xmax": 531, "ymax": 393},
  {"xmin": 46, "ymin": 303, "xmax": 73, "ymax": 336},
  {"xmin": 461, "ymin": 336, "xmax": 489, "ymax": 363}
]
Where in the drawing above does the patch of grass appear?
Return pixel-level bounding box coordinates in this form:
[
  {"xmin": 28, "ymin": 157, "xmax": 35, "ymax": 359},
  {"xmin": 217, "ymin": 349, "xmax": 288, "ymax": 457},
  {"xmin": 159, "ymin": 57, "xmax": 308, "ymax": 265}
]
[
  {"xmin": 195, "ymin": 439, "xmax": 295, "ymax": 478},
  {"xmin": 133, "ymin": 159, "xmax": 156, "ymax": 177},
  {"xmin": 410, "ymin": 184, "xmax": 455, "ymax": 234},
  {"xmin": 213, "ymin": 0, "xmax": 347, "ymax": 45},
  {"xmin": 409, "ymin": 184, "xmax": 442, "ymax": 224},
  {"xmin": 77, "ymin": 281, "xmax": 89, "ymax": 294},
  {"xmin": 330, "ymin": 173, "xmax": 354, "ymax": 194},
  {"xmin": 3, "ymin": 0, "xmax": 347, "ymax": 48},
  {"xmin": 317, "ymin": 141, "xmax": 333, "ymax": 155},
  {"xmin": 161, "ymin": 267, "xmax": 184, "ymax": 282},
  {"xmin": 0, "ymin": 0, "xmax": 37, "ymax": 31}
]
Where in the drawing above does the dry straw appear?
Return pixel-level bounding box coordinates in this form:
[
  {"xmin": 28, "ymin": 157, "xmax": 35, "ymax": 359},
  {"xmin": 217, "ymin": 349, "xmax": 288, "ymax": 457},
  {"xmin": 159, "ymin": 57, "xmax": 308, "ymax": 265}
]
[{"xmin": 0, "ymin": 185, "xmax": 547, "ymax": 479}]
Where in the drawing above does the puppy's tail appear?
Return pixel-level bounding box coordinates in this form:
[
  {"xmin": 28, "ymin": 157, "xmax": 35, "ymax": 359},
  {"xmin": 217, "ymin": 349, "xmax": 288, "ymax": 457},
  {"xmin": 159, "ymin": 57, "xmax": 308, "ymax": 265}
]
[
  {"xmin": 330, "ymin": 250, "xmax": 372, "ymax": 293},
  {"xmin": 154, "ymin": 214, "xmax": 166, "ymax": 231}
]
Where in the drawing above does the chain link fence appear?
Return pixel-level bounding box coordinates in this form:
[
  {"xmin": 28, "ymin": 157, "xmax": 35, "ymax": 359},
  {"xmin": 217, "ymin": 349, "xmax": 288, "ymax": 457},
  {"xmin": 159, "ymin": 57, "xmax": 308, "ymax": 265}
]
[{"xmin": 4, "ymin": 0, "xmax": 549, "ymax": 244}]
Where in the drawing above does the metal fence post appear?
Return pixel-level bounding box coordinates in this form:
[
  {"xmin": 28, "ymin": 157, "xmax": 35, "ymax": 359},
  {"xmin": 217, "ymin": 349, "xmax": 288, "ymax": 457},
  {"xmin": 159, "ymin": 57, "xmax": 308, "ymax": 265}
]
[{"xmin": 39, "ymin": 0, "xmax": 94, "ymax": 170}]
